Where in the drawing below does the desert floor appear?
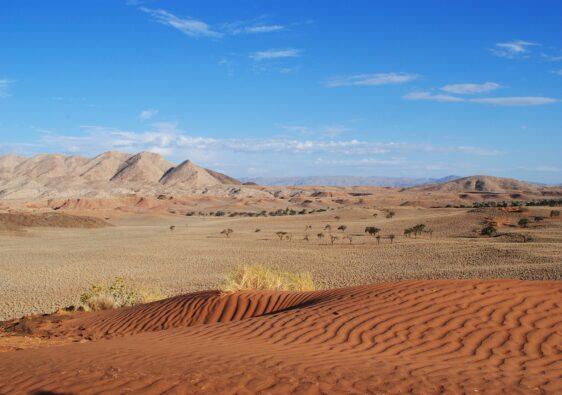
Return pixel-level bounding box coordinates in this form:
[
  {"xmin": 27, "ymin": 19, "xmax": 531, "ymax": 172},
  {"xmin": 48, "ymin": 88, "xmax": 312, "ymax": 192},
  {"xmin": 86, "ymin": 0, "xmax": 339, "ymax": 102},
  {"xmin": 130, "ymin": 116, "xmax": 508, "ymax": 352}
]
[{"xmin": 1, "ymin": 205, "xmax": 560, "ymax": 321}]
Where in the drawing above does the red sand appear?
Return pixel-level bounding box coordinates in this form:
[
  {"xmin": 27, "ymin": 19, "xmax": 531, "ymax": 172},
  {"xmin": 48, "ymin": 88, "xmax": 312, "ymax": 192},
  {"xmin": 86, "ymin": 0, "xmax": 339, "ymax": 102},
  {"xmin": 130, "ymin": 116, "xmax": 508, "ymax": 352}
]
[{"xmin": 0, "ymin": 279, "xmax": 561, "ymax": 394}]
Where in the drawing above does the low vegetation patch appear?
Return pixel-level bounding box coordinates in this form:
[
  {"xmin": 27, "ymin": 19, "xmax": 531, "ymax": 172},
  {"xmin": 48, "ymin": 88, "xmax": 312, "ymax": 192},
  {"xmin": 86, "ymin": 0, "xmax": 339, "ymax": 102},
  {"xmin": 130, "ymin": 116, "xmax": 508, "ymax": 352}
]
[
  {"xmin": 220, "ymin": 265, "xmax": 315, "ymax": 292},
  {"xmin": 79, "ymin": 277, "xmax": 164, "ymax": 311}
]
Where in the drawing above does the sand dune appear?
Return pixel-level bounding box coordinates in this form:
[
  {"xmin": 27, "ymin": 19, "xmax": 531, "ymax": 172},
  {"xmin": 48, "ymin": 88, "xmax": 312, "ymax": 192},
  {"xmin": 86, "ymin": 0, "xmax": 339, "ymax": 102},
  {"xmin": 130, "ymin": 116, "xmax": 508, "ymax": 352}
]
[{"xmin": 1, "ymin": 279, "xmax": 560, "ymax": 394}]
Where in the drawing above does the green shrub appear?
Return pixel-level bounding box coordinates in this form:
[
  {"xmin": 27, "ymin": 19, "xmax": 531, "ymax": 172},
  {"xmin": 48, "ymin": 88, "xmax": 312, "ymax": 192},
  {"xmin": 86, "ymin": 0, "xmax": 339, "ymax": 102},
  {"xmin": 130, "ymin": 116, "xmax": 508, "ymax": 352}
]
[{"xmin": 79, "ymin": 277, "xmax": 164, "ymax": 311}]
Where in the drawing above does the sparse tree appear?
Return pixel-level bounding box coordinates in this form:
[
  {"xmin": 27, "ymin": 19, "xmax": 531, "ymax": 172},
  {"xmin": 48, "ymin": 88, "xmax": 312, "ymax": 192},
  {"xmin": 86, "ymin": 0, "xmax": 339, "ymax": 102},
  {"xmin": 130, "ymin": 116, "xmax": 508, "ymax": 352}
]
[
  {"xmin": 550, "ymin": 210, "xmax": 560, "ymax": 218},
  {"xmin": 276, "ymin": 231, "xmax": 288, "ymax": 240},
  {"xmin": 169, "ymin": 225, "xmax": 175, "ymax": 232},
  {"xmin": 411, "ymin": 224, "xmax": 426, "ymax": 238},
  {"xmin": 375, "ymin": 235, "xmax": 381, "ymax": 244},
  {"xmin": 221, "ymin": 228, "xmax": 233, "ymax": 238},
  {"xmin": 304, "ymin": 224, "xmax": 312, "ymax": 231},
  {"xmin": 404, "ymin": 228, "xmax": 412, "ymax": 238},
  {"xmin": 255, "ymin": 228, "xmax": 261, "ymax": 233},
  {"xmin": 330, "ymin": 234, "xmax": 338, "ymax": 245},
  {"xmin": 345, "ymin": 235, "xmax": 353, "ymax": 244},
  {"xmin": 324, "ymin": 224, "xmax": 332, "ymax": 231},
  {"xmin": 303, "ymin": 234, "xmax": 309, "ymax": 242},
  {"xmin": 285, "ymin": 234, "xmax": 292, "ymax": 241},
  {"xmin": 365, "ymin": 226, "xmax": 381, "ymax": 237},
  {"xmin": 534, "ymin": 216, "xmax": 545, "ymax": 222},
  {"xmin": 337, "ymin": 225, "xmax": 347, "ymax": 232},
  {"xmin": 373, "ymin": 213, "xmax": 378, "ymax": 218},
  {"xmin": 317, "ymin": 232, "xmax": 324, "ymax": 242},
  {"xmin": 334, "ymin": 215, "xmax": 341, "ymax": 220},
  {"xmin": 386, "ymin": 211, "xmax": 395, "ymax": 219},
  {"xmin": 481, "ymin": 224, "xmax": 497, "ymax": 236},
  {"xmin": 518, "ymin": 218, "xmax": 530, "ymax": 228},
  {"xmin": 389, "ymin": 234, "xmax": 395, "ymax": 243}
]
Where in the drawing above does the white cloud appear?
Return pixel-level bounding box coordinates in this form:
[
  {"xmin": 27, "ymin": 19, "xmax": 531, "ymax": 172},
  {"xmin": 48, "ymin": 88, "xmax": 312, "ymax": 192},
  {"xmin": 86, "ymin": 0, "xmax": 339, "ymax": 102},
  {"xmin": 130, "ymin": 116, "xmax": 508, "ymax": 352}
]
[
  {"xmin": 491, "ymin": 40, "xmax": 538, "ymax": 58},
  {"xmin": 140, "ymin": 7, "xmax": 222, "ymax": 38},
  {"xmin": 139, "ymin": 109, "xmax": 159, "ymax": 121},
  {"xmin": 553, "ymin": 69, "xmax": 562, "ymax": 76},
  {"xmin": 325, "ymin": 73, "xmax": 418, "ymax": 88},
  {"xmin": 403, "ymin": 91, "xmax": 464, "ymax": 102},
  {"xmin": 0, "ymin": 79, "xmax": 13, "ymax": 97},
  {"xmin": 243, "ymin": 24, "xmax": 284, "ymax": 34},
  {"xmin": 441, "ymin": 82, "xmax": 501, "ymax": 95},
  {"xmin": 404, "ymin": 91, "xmax": 558, "ymax": 106},
  {"xmin": 37, "ymin": 123, "xmax": 500, "ymax": 160},
  {"xmin": 250, "ymin": 48, "xmax": 301, "ymax": 61},
  {"xmin": 469, "ymin": 96, "xmax": 558, "ymax": 106}
]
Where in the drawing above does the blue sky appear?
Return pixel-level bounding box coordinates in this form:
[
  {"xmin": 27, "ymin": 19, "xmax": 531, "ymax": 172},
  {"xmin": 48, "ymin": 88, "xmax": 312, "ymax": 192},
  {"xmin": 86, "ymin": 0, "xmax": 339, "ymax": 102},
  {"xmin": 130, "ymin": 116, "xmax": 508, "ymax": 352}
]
[{"xmin": 1, "ymin": 1, "xmax": 561, "ymax": 183}]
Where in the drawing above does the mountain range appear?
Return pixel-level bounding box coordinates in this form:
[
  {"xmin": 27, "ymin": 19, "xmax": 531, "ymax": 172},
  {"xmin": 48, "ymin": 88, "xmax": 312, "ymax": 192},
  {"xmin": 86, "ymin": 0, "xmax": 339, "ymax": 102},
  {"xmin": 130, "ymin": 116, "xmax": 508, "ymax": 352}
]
[
  {"xmin": 0, "ymin": 151, "xmax": 241, "ymax": 199},
  {"xmin": 240, "ymin": 175, "xmax": 460, "ymax": 187},
  {"xmin": 0, "ymin": 152, "xmax": 557, "ymax": 201}
]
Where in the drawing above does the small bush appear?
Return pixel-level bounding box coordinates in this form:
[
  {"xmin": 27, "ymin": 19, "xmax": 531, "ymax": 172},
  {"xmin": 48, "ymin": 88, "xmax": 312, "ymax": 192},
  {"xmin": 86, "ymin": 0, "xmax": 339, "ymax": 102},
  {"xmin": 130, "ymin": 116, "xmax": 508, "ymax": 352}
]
[
  {"xmin": 518, "ymin": 218, "xmax": 530, "ymax": 228},
  {"xmin": 550, "ymin": 210, "xmax": 560, "ymax": 218},
  {"xmin": 481, "ymin": 224, "xmax": 497, "ymax": 236},
  {"xmin": 220, "ymin": 265, "xmax": 315, "ymax": 292},
  {"xmin": 79, "ymin": 277, "xmax": 164, "ymax": 311}
]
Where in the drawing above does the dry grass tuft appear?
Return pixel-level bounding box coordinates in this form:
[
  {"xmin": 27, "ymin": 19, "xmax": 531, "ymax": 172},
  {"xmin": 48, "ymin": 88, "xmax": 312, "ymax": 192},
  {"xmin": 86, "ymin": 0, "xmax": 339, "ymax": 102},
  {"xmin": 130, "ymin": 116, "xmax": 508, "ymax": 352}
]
[
  {"xmin": 79, "ymin": 277, "xmax": 164, "ymax": 311},
  {"xmin": 220, "ymin": 265, "xmax": 315, "ymax": 292}
]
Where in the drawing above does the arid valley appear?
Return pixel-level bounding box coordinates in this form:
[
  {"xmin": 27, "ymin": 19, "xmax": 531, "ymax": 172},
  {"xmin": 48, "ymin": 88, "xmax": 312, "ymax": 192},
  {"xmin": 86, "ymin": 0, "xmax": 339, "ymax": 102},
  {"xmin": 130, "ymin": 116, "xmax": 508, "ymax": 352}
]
[
  {"xmin": 2, "ymin": 2, "xmax": 562, "ymax": 393},
  {"xmin": 0, "ymin": 152, "xmax": 561, "ymax": 393}
]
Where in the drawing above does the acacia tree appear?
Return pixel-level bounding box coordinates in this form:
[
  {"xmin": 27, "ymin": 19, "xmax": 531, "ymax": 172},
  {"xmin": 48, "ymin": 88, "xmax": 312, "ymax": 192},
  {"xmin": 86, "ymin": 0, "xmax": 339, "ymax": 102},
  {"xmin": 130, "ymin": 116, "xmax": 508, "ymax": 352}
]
[
  {"xmin": 221, "ymin": 228, "xmax": 233, "ymax": 238},
  {"xmin": 169, "ymin": 225, "xmax": 176, "ymax": 232},
  {"xmin": 276, "ymin": 231, "xmax": 288, "ymax": 240},
  {"xmin": 338, "ymin": 225, "xmax": 347, "ymax": 232},
  {"xmin": 365, "ymin": 226, "xmax": 381, "ymax": 237}
]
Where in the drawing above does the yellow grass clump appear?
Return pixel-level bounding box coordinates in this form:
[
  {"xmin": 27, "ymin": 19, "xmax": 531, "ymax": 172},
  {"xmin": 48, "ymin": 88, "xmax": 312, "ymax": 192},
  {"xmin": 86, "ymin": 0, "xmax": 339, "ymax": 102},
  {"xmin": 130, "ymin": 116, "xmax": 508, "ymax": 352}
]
[
  {"xmin": 221, "ymin": 265, "xmax": 315, "ymax": 292},
  {"xmin": 79, "ymin": 277, "xmax": 164, "ymax": 311}
]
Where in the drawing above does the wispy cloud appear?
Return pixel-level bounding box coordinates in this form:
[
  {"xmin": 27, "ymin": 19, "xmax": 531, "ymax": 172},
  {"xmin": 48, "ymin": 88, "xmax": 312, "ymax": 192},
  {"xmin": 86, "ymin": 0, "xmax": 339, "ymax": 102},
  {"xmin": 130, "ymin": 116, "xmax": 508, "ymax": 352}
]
[
  {"xmin": 250, "ymin": 48, "xmax": 301, "ymax": 61},
  {"xmin": 491, "ymin": 40, "xmax": 538, "ymax": 58},
  {"xmin": 470, "ymin": 96, "xmax": 558, "ymax": 106},
  {"xmin": 0, "ymin": 79, "xmax": 13, "ymax": 97},
  {"xmin": 139, "ymin": 109, "xmax": 159, "ymax": 121},
  {"xmin": 138, "ymin": 7, "xmax": 288, "ymax": 39},
  {"xmin": 404, "ymin": 91, "xmax": 558, "ymax": 106},
  {"xmin": 245, "ymin": 24, "xmax": 284, "ymax": 33},
  {"xmin": 324, "ymin": 73, "xmax": 418, "ymax": 88},
  {"xmin": 441, "ymin": 82, "xmax": 501, "ymax": 95},
  {"xmin": 140, "ymin": 7, "xmax": 222, "ymax": 38},
  {"xmin": 403, "ymin": 91, "xmax": 463, "ymax": 102},
  {"xmin": 223, "ymin": 21, "xmax": 286, "ymax": 35},
  {"xmin": 36, "ymin": 123, "xmax": 501, "ymax": 160},
  {"xmin": 553, "ymin": 69, "xmax": 562, "ymax": 76}
]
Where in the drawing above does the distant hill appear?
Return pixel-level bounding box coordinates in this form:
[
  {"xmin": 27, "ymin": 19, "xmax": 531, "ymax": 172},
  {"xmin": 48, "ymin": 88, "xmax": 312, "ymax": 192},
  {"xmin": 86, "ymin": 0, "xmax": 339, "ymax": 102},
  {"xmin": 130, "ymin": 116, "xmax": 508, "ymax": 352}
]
[
  {"xmin": 0, "ymin": 151, "xmax": 241, "ymax": 199},
  {"xmin": 409, "ymin": 175, "xmax": 540, "ymax": 193},
  {"xmin": 240, "ymin": 175, "xmax": 460, "ymax": 187}
]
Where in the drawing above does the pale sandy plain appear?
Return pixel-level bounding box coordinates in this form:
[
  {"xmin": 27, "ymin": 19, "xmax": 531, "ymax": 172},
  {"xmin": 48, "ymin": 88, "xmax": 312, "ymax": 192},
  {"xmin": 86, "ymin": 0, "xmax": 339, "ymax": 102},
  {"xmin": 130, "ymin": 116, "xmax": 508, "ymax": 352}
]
[{"xmin": 1, "ymin": 204, "xmax": 561, "ymax": 321}]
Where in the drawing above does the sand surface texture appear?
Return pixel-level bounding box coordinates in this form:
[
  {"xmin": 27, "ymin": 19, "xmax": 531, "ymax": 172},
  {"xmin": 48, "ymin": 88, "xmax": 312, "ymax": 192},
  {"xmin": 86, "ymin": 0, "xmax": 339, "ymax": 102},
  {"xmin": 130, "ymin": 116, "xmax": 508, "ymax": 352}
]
[{"xmin": 1, "ymin": 279, "xmax": 560, "ymax": 394}]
